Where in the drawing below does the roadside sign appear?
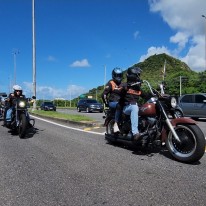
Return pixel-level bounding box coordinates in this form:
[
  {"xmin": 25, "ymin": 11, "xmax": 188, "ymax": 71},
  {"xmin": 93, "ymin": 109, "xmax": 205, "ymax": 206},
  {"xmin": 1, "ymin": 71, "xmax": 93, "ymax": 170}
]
[{"xmin": 79, "ymin": 94, "xmax": 85, "ymax": 99}]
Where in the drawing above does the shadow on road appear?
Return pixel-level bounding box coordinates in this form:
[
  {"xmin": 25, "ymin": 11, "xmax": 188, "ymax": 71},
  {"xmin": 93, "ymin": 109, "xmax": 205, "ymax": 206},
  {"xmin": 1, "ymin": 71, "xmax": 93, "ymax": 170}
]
[{"xmin": 106, "ymin": 140, "xmax": 202, "ymax": 165}]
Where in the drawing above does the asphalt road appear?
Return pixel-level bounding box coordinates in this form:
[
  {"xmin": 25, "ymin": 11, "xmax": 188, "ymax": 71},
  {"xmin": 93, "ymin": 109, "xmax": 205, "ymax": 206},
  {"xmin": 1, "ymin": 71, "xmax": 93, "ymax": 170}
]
[{"xmin": 0, "ymin": 115, "xmax": 205, "ymax": 206}]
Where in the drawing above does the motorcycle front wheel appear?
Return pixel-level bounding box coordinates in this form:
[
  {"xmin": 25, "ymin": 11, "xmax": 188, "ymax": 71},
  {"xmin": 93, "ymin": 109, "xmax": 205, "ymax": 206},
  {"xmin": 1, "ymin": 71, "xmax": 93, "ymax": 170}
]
[
  {"xmin": 166, "ymin": 124, "xmax": 205, "ymax": 163},
  {"xmin": 18, "ymin": 113, "xmax": 28, "ymax": 138}
]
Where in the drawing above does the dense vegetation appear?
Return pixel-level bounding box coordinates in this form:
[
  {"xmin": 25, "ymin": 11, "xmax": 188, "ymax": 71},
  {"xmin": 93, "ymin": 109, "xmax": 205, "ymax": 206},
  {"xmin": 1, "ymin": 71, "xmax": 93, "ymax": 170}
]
[{"xmin": 36, "ymin": 53, "xmax": 206, "ymax": 107}]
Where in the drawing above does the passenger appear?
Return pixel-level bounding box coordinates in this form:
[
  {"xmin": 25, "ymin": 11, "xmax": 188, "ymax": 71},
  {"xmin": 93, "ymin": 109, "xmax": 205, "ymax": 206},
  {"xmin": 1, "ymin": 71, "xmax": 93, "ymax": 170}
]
[{"xmin": 102, "ymin": 67, "xmax": 123, "ymax": 133}]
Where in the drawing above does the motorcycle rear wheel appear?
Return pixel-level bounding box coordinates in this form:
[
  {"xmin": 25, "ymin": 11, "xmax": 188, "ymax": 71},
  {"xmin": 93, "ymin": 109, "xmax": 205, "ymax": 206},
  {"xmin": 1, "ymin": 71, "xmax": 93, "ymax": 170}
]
[
  {"xmin": 105, "ymin": 119, "xmax": 118, "ymax": 144},
  {"xmin": 166, "ymin": 124, "xmax": 205, "ymax": 163},
  {"xmin": 18, "ymin": 113, "xmax": 28, "ymax": 139},
  {"xmin": 106, "ymin": 119, "xmax": 115, "ymax": 134}
]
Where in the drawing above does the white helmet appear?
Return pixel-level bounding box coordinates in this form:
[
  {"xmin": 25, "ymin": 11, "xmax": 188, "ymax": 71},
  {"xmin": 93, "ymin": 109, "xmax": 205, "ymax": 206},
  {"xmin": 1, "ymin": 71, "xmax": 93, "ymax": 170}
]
[{"xmin": 13, "ymin": 85, "xmax": 22, "ymax": 91}]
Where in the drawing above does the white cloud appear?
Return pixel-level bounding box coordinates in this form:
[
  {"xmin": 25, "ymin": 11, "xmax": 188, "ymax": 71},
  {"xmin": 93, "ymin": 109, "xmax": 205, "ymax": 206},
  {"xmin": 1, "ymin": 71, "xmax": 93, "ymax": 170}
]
[
  {"xmin": 170, "ymin": 31, "xmax": 189, "ymax": 51},
  {"xmin": 147, "ymin": 0, "xmax": 206, "ymax": 71},
  {"xmin": 47, "ymin": 55, "xmax": 57, "ymax": 62},
  {"xmin": 134, "ymin": 31, "xmax": 139, "ymax": 40},
  {"xmin": 180, "ymin": 35, "xmax": 205, "ymax": 71},
  {"xmin": 22, "ymin": 82, "xmax": 87, "ymax": 100},
  {"xmin": 139, "ymin": 46, "xmax": 170, "ymax": 62},
  {"xmin": 67, "ymin": 85, "xmax": 87, "ymax": 99},
  {"xmin": 70, "ymin": 58, "xmax": 91, "ymax": 67},
  {"xmin": 105, "ymin": 53, "xmax": 111, "ymax": 58}
]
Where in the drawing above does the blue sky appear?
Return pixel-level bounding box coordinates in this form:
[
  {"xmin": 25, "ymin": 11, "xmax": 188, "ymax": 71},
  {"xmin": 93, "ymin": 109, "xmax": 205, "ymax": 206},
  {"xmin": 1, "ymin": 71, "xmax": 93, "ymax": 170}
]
[{"xmin": 0, "ymin": 0, "xmax": 206, "ymax": 100}]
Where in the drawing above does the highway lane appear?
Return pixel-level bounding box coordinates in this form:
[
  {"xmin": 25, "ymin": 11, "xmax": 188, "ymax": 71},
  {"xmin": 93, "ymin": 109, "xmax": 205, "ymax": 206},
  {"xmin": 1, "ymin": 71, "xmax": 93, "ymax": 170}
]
[
  {"xmin": 57, "ymin": 108, "xmax": 105, "ymax": 124},
  {"xmin": 0, "ymin": 117, "xmax": 205, "ymax": 206}
]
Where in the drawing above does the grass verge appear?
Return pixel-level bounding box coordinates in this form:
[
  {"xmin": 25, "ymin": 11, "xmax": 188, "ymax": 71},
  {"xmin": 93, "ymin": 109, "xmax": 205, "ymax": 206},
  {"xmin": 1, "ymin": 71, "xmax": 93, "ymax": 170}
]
[{"xmin": 29, "ymin": 110, "xmax": 95, "ymax": 122}]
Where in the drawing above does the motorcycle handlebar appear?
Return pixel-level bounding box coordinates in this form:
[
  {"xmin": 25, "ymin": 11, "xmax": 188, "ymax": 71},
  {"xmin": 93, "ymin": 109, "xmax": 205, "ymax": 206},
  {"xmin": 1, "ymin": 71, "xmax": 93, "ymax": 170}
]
[
  {"xmin": 131, "ymin": 80, "xmax": 164, "ymax": 97},
  {"xmin": 142, "ymin": 80, "xmax": 156, "ymax": 96}
]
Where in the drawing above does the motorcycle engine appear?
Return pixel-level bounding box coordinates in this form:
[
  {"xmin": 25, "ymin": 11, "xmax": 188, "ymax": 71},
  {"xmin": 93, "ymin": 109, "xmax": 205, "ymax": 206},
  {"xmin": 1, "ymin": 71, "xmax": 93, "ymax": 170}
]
[
  {"xmin": 121, "ymin": 116, "xmax": 157, "ymax": 134},
  {"xmin": 139, "ymin": 117, "xmax": 156, "ymax": 131},
  {"xmin": 121, "ymin": 120, "xmax": 131, "ymax": 133}
]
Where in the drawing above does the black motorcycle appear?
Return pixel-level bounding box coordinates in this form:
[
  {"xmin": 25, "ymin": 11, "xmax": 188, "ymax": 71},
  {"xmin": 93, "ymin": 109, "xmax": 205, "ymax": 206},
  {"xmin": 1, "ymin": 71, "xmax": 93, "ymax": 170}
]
[
  {"xmin": 0, "ymin": 93, "xmax": 7, "ymax": 119},
  {"xmin": 103, "ymin": 80, "xmax": 205, "ymax": 163},
  {"xmin": 5, "ymin": 96, "xmax": 36, "ymax": 138}
]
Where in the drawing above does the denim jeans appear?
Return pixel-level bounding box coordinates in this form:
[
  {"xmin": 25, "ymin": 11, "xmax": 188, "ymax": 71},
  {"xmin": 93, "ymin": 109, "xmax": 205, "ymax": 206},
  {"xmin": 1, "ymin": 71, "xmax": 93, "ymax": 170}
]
[
  {"xmin": 6, "ymin": 107, "xmax": 13, "ymax": 121},
  {"xmin": 109, "ymin": 102, "xmax": 121, "ymax": 123},
  {"xmin": 123, "ymin": 104, "xmax": 139, "ymax": 135}
]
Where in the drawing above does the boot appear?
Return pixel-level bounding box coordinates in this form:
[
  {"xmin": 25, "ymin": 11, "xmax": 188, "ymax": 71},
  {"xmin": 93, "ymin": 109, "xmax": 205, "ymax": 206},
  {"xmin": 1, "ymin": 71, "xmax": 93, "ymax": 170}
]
[
  {"xmin": 133, "ymin": 133, "xmax": 141, "ymax": 142},
  {"xmin": 113, "ymin": 122, "xmax": 120, "ymax": 133}
]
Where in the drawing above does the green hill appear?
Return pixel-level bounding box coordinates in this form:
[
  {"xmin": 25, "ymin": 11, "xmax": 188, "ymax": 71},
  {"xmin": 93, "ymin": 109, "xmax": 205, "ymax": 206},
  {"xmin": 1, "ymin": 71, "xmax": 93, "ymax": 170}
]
[{"xmin": 74, "ymin": 53, "xmax": 206, "ymax": 104}]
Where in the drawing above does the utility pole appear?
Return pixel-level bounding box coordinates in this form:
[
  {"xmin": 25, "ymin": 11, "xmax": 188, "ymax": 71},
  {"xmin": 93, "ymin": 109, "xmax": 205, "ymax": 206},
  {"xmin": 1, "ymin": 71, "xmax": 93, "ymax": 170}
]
[
  {"xmin": 32, "ymin": 0, "xmax": 37, "ymax": 110},
  {"xmin": 69, "ymin": 81, "xmax": 72, "ymax": 107},
  {"xmin": 202, "ymin": 15, "xmax": 206, "ymax": 70},
  {"xmin": 160, "ymin": 59, "xmax": 166, "ymax": 95},
  {"xmin": 179, "ymin": 76, "xmax": 188, "ymax": 96},
  {"xmin": 180, "ymin": 76, "xmax": 182, "ymax": 96}
]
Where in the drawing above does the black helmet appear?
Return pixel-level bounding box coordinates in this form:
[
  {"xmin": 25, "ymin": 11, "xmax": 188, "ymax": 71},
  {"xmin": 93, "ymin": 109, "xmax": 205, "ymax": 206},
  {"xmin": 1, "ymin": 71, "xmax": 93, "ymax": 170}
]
[
  {"xmin": 112, "ymin": 67, "xmax": 123, "ymax": 84},
  {"xmin": 126, "ymin": 67, "xmax": 141, "ymax": 82}
]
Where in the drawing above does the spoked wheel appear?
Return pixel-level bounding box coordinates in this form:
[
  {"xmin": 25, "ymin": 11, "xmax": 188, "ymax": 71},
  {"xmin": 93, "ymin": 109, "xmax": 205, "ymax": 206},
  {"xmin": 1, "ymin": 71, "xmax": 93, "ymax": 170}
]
[
  {"xmin": 106, "ymin": 119, "xmax": 115, "ymax": 134},
  {"xmin": 166, "ymin": 124, "xmax": 205, "ymax": 163},
  {"xmin": 105, "ymin": 119, "xmax": 117, "ymax": 144},
  {"xmin": 18, "ymin": 113, "xmax": 28, "ymax": 139}
]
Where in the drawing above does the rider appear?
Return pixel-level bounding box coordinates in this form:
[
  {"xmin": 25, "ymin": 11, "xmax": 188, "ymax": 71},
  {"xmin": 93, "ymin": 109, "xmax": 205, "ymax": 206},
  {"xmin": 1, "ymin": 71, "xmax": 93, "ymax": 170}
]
[
  {"xmin": 121, "ymin": 67, "xmax": 143, "ymax": 142},
  {"xmin": 4, "ymin": 85, "xmax": 25, "ymax": 126},
  {"xmin": 101, "ymin": 67, "xmax": 123, "ymax": 133}
]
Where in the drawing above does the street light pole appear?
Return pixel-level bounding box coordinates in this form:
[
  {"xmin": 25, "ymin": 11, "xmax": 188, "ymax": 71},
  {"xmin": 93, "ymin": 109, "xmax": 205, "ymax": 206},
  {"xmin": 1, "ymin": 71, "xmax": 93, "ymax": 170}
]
[
  {"xmin": 12, "ymin": 49, "xmax": 19, "ymax": 85},
  {"xmin": 202, "ymin": 15, "xmax": 206, "ymax": 70},
  {"xmin": 32, "ymin": 0, "xmax": 37, "ymax": 110},
  {"xmin": 104, "ymin": 65, "xmax": 106, "ymax": 89}
]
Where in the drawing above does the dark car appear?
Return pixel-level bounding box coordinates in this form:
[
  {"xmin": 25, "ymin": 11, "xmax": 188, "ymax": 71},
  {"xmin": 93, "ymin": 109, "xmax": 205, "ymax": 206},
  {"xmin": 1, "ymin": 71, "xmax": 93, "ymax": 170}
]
[
  {"xmin": 40, "ymin": 101, "xmax": 56, "ymax": 111},
  {"xmin": 177, "ymin": 93, "xmax": 206, "ymax": 120},
  {"xmin": 77, "ymin": 99, "xmax": 103, "ymax": 113}
]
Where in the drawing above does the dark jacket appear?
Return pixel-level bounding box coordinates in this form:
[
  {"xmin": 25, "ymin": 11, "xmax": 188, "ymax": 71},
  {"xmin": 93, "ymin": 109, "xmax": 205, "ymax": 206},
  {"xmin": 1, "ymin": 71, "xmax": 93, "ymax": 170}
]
[
  {"xmin": 101, "ymin": 80, "xmax": 123, "ymax": 104},
  {"xmin": 121, "ymin": 81, "xmax": 150, "ymax": 105},
  {"xmin": 7, "ymin": 93, "xmax": 25, "ymax": 107}
]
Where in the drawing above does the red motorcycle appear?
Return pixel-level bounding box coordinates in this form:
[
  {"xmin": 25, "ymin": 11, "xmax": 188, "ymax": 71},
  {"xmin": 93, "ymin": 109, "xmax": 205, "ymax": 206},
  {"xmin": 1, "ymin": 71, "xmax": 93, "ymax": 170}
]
[{"xmin": 104, "ymin": 80, "xmax": 205, "ymax": 163}]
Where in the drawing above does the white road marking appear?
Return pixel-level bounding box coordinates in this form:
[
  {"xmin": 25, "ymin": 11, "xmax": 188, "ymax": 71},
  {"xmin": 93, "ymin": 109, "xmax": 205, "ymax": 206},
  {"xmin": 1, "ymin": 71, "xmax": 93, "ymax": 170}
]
[{"xmin": 31, "ymin": 115, "xmax": 105, "ymax": 135}]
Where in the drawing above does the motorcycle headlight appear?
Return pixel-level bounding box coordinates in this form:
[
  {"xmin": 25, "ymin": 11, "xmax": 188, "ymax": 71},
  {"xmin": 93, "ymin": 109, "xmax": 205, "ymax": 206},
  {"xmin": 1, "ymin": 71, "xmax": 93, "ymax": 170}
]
[
  {"xmin": 171, "ymin": 97, "xmax": 177, "ymax": 108},
  {"xmin": 19, "ymin": 101, "xmax": 26, "ymax": 108}
]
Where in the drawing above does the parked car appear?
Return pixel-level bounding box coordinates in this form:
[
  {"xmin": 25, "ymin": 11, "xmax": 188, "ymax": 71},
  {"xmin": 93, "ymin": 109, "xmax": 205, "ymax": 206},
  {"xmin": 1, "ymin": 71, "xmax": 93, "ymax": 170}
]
[
  {"xmin": 177, "ymin": 93, "xmax": 206, "ymax": 120},
  {"xmin": 40, "ymin": 101, "xmax": 56, "ymax": 111},
  {"xmin": 77, "ymin": 99, "xmax": 103, "ymax": 113}
]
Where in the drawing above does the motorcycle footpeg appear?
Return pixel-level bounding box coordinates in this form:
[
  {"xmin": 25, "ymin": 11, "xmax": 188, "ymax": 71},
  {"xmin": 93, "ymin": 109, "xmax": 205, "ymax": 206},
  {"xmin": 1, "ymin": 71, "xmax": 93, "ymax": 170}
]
[{"xmin": 11, "ymin": 121, "xmax": 16, "ymax": 128}]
